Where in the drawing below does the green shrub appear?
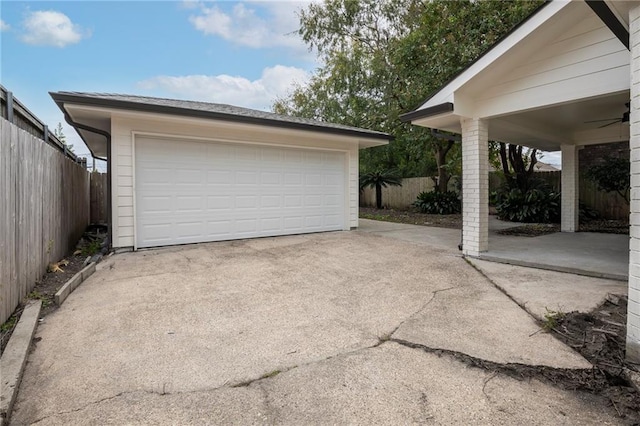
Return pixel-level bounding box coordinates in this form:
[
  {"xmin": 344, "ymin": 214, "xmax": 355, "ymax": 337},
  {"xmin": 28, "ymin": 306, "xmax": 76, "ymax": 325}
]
[
  {"xmin": 413, "ymin": 191, "xmax": 461, "ymax": 215},
  {"xmin": 494, "ymin": 187, "xmax": 560, "ymax": 223}
]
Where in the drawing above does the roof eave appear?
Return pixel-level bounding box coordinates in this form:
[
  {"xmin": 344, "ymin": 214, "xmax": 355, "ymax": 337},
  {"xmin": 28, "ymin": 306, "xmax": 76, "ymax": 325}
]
[
  {"xmin": 400, "ymin": 102, "xmax": 454, "ymax": 123},
  {"xmin": 50, "ymin": 92, "xmax": 391, "ymax": 142}
]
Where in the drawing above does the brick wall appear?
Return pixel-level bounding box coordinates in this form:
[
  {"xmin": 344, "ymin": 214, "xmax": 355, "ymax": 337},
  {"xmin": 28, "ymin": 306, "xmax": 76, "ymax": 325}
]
[
  {"xmin": 627, "ymin": 3, "xmax": 640, "ymax": 363},
  {"xmin": 461, "ymin": 118, "xmax": 489, "ymax": 256}
]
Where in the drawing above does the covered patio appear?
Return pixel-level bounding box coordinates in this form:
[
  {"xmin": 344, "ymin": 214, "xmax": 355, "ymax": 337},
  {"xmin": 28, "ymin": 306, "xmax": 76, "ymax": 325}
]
[
  {"xmin": 401, "ymin": 0, "xmax": 639, "ymax": 362},
  {"xmin": 485, "ymin": 216, "xmax": 628, "ymax": 281}
]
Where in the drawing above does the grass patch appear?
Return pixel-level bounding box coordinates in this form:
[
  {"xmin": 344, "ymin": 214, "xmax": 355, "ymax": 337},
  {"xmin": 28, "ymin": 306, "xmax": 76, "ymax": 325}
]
[
  {"xmin": 542, "ymin": 308, "xmax": 565, "ymax": 331},
  {"xmin": 360, "ymin": 213, "xmax": 393, "ymax": 222},
  {"xmin": 1, "ymin": 313, "xmax": 18, "ymax": 333},
  {"xmin": 28, "ymin": 290, "xmax": 52, "ymax": 308}
]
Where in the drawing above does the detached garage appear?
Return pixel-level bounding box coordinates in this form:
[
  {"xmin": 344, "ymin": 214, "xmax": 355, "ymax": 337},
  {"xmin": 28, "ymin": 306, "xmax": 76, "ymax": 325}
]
[{"xmin": 51, "ymin": 92, "xmax": 390, "ymax": 249}]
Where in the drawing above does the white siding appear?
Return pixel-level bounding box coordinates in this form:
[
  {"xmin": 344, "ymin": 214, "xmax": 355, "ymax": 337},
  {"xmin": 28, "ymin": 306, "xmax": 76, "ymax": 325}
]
[
  {"xmin": 473, "ymin": 10, "xmax": 629, "ymax": 118},
  {"xmin": 110, "ymin": 114, "xmax": 360, "ymax": 248}
]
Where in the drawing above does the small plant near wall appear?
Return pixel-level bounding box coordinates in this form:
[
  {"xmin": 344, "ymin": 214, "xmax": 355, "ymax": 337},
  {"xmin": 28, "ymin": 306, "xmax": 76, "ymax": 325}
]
[
  {"xmin": 494, "ymin": 184, "xmax": 560, "ymax": 223},
  {"xmin": 413, "ymin": 190, "xmax": 461, "ymax": 215},
  {"xmin": 359, "ymin": 169, "xmax": 402, "ymax": 209}
]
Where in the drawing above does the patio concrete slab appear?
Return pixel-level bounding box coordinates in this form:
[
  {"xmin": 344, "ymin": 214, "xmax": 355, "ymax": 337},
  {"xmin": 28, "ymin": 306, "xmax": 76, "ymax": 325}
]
[
  {"xmin": 483, "ymin": 231, "xmax": 629, "ymax": 281},
  {"xmin": 12, "ymin": 230, "xmax": 599, "ymax": 424},
  {"xmin": 468, "ymin": 258, "xmax": 628, "ymax": 320}
]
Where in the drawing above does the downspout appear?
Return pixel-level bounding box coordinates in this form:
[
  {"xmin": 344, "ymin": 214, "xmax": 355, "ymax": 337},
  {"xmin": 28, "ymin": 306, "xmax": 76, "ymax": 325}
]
[{"xmin": 63, "ymin": 113, "xmax": 113, "ymax": 250}]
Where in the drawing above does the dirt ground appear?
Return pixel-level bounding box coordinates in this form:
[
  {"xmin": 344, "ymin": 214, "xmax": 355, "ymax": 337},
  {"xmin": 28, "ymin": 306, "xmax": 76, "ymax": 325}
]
[
  {"xmin": 359, "ymin": 207, "xmax": 462, "ymax": 228},
  {"xmin": 360, "ymin": 207, "xmax": 629, "ymax": 237},
  {"xmin": 549, "ymin": 295, "xmax": 640, "ymax": 423},
  {"xmin": 0, "ymin": 227, "xmax": 105, "ymax": 355}
]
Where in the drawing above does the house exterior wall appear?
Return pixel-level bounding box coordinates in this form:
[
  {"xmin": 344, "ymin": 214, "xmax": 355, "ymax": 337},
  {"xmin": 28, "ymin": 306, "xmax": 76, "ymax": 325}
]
[
  {"xmin": 470, "ymin": 7, "xmax": 629, "ymax": 119},
  {"xmin": 110, "ymin": 114, "xmax": 360, "ymax": 249},
  {"xmin": 628, "ymin": 3, "xmax": 640, "ymax": 363}
]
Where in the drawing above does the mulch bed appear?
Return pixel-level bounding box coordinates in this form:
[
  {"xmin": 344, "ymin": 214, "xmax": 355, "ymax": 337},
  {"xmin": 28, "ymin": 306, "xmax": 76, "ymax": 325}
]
[
  {"xmin": 359, "ymin": 207, "xmax": 462, "ymax": 229},
  {"xmin": 549, "ymin": 295, "xmax": 640, "ymax": 423},
  {"xmin": 360, "ymin": 207, "xmax": 629, "ymax": 237},
  {"xmin": 496, "ymin": 224, "xmax": 559, "ymax": 237}
]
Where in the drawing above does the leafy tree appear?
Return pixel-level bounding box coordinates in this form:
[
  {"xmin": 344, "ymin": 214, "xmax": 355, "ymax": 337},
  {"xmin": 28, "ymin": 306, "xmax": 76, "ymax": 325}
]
[
  {"xmin": 53, "ymin": 122, "xmax": 73, "ymax": 152},
  {"xmin": 275, "ymin": 0, "xmax": 542, "ymax": 190},
  {"xmin": 359, "ymin": 169, "xmax": 402, "ymax": 209},
  {"xmin": 586, "ymin": 156, "xmax": 630, "ymax": 204}
]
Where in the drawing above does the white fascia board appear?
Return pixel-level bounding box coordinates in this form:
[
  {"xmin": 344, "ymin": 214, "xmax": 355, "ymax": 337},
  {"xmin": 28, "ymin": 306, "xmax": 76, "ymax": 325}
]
[{"xmin": 417, "ymin": 0, "xmax": 572, "ymax": 111}]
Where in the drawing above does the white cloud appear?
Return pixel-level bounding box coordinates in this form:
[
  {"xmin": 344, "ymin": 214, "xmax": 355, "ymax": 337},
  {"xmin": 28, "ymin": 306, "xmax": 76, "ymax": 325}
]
[
  {"xmin": 1, "ymin": 19, "xmax": 10, "ymax": 32},
  {"xmin": 138, "ymin": 65, "xmax": 310, "ymax": 110},
  {"xmin": 21, "ymin": 10, "xmax": 87, "ymax": 47},
  {"xmin": 540, "ymin": 151, "xmax": 562, "ymax": 169},
  {"xmin": 189, "ymin": 1, "xmax": 310, "ymax": 51},
  {"xmin": 180, "ymin": 0, "xmax": 200, "ymax": 10}
]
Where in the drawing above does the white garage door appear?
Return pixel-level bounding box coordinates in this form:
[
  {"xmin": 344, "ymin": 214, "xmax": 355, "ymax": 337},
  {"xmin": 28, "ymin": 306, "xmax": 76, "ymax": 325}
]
[{"xmin": 134, "ymin": 137, "xmax": 346, "ymax": 248}]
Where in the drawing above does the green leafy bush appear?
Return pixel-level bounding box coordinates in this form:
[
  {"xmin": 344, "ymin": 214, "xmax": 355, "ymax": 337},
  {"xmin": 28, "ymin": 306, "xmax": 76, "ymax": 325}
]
[
  {"xmin": 413, "ymin": 191, "xmax": 461, "ymax": 215},
  {"xmin": 495, "ymin": 187, "xmax": 560, "ymax": 223}
]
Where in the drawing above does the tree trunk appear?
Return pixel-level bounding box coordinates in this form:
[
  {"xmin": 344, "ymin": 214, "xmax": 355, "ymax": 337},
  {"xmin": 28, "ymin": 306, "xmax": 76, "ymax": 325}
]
[
  {"xmin": 499, "ymin": 143, "xmax": 538, "ymax": 191},
  {"xmin": 433, "ymin": 140, "xmax": 454, "ymax": 193},
  {"xmin": 376, "ymin": 183, "xmax": 382, "ymax": 209}
]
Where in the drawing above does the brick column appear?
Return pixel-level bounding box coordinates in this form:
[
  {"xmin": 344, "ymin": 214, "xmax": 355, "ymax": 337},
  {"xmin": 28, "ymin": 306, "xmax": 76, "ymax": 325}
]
[
  {"xmin": 628, "ymin": 3, "xmax": 640, "ymax": 363},
  {"xmin": 561, "ymin": 144, "xmax": 579, "ymax": 232},
  {"xmin": 461, "ymin": 118, "xmax": 489, "ymax": 257}
]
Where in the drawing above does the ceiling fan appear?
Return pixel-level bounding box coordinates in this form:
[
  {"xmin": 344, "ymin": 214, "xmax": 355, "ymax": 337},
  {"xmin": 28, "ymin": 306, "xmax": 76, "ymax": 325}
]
[{"xmin": 584, "ymin": 102, "xmax": 630, "ymax": 128}]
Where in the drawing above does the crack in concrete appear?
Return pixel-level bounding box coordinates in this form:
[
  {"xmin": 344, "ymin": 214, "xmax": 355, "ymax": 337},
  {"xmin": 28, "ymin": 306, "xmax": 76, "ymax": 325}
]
[
  {"xmin": 384, "ymin": 286, "xmax": 460, "ymax": 340},
  {"xmin": 388, "ymin": 338, "xmax": 609, "ymax": 392},
  {"xmin": 30, "ymin": 392, "xmax": 127, "ymax": 424},
  {"xmin": 26, "ymin": 334, "xmax": 604, "ymax": 426}
]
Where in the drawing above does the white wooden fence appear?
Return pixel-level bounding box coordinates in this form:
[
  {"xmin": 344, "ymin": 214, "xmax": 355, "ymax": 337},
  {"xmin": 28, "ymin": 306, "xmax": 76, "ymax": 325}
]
[{"xmin": 0, "ymin": 118, "xmax": 90, "ymax": 324}]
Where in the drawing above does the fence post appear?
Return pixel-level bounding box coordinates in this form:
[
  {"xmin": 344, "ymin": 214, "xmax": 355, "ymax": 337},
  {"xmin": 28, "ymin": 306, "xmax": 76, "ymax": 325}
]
[
  {"xmin": 6, "ymin": 91, "xmax": 14, "ymax": 122},
  {"xmin": 44, "ymin": 125, "xmax": 49, "ymax": 144}
]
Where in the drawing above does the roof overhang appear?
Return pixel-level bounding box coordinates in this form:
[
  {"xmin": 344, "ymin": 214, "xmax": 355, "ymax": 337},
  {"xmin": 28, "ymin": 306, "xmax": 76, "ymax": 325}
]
[
  {"xmin": 51, "ymin": 92, "xmax": 391, "ymax": 159},
  {"xmin": 400, "ymin": 0, "xmax": 635, "ymax": 151}
]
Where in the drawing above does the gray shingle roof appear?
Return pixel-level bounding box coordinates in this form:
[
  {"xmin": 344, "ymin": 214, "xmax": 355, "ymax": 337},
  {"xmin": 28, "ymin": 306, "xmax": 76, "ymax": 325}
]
[{"xmin": 50, "ymin": 91, "xmax": 390, "ymax": 140}]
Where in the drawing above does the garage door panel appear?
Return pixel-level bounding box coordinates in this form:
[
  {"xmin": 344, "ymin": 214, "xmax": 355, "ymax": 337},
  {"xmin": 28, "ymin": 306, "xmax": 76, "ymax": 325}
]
[{"xmin": 135, "ymin": 137, "xmax": 346, "ymax": 248}]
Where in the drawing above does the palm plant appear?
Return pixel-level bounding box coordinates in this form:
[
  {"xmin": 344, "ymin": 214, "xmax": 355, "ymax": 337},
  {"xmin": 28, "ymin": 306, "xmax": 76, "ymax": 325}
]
[{"xmin": 359, "ymin": 169, "xmax": 402, "ymax": 209}]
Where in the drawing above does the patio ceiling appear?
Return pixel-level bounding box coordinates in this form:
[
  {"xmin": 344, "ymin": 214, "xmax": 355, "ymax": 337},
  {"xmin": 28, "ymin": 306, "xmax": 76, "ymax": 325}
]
[{"xmin": 416, "ymin": 91, "xmax": 630, "ymax": 152}]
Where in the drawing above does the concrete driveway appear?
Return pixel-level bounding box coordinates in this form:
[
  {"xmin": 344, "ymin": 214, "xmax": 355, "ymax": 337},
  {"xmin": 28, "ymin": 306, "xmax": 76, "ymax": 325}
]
[{"xmin": 12, "ymin": 223, "xmax": 621, "ymax": 424}]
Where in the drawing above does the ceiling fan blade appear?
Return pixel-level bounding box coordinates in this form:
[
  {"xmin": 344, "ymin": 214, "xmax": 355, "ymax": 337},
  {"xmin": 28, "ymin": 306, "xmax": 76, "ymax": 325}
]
[{"xmin": 598, "ymin": 120, "xmax": 621, "ymax": 128}]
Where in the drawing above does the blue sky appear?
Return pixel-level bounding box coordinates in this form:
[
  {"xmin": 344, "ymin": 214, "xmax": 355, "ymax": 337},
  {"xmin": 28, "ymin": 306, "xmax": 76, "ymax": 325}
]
[
  {"xmin": 1, "ymin": 0, "xmax": 315, "ymax": 166},
  {"xmin": 0, "ymin": 0, "xmax": 561, "ymax": 168}
]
